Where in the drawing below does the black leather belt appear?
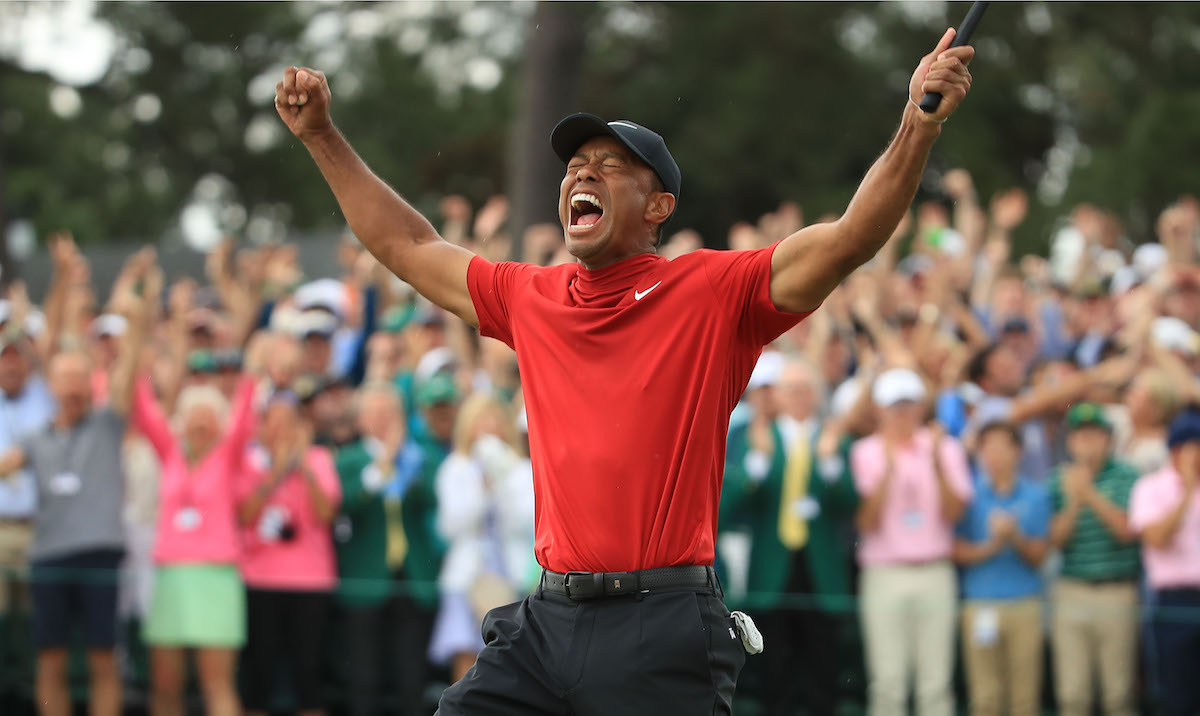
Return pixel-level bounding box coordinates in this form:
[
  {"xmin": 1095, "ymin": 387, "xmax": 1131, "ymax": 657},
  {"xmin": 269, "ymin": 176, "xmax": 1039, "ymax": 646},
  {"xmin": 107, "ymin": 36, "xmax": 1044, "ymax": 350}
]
[{"xmin": 540, "ymin": 565, "xmax": 715, "ymax": 601}]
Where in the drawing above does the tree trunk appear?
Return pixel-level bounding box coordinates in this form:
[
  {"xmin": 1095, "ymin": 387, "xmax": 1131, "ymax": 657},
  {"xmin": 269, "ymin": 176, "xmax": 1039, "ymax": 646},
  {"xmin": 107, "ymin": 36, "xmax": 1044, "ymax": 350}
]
[
  {"xmin": 0, "ymin": 95, "xmax": 13, "ymax": 288},
  {"xmin": 507, "ymin": 2, "xmax": 591, "ymax": 260}
]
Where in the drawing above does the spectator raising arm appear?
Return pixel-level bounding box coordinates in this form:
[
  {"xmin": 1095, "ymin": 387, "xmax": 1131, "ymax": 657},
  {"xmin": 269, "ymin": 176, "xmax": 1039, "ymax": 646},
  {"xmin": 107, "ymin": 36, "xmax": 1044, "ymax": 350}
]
[
  {"xmin": 107, "ymin": 254, "xmax": 159, "ymax": 418},
  {"xmin": 768, "ymin": 29, "xmax": 974, "ymax": 313},
  {"xmin": 1007, "ymin": 353, "xmax": 1138, "ymax": 425},
  {"xmin": 275, "ymin": 67, "xmax": 478, "ymax": 327}
]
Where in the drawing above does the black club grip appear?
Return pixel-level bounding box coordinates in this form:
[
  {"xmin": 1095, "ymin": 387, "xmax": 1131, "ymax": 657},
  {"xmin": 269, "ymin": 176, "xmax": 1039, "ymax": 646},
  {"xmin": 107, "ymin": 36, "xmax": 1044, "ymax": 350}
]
[{"xmin": 919, "ymin": 1, "xmax": 989, "ymax": 114}]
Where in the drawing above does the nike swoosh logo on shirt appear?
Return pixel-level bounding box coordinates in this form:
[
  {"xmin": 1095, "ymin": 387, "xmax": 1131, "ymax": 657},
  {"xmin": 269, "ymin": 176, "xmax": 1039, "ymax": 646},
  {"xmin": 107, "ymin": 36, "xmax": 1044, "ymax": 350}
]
[{"xmin": 634, "ymin": 281, "xmax": 662, "ymax": 301}]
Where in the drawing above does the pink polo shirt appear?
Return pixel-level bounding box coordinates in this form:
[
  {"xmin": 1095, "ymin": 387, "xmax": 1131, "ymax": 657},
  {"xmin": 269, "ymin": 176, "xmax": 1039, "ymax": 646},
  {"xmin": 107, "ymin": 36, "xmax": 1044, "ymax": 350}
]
[
  {"xmin": 132, "ymin": 375, "xmax": 257, "ymax": 565},
  {"xmin": 1129, "ymin": 465, "xmax": 1200, "ymax": 589},
  {"xmin": 852, "ymin": 429, "xmax": 973, "ymax": 566},
  {"xmin": 236, "ymin": 445, "xmax": 341, "ymax": 591}
]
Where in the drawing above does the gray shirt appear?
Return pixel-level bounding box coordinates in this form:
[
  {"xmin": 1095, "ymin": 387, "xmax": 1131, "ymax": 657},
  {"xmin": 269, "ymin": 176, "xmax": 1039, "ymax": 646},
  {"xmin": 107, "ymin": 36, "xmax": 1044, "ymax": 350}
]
[{"xmin": 23, "ymin": 408, "xmax": 126, "ymax": 561}]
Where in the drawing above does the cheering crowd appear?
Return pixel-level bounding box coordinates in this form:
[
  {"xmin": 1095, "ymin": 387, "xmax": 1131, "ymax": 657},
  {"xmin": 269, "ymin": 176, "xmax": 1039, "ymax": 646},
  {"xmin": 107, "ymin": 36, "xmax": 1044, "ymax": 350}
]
[{"xmin": 0, "ymin": 168, "xmax": 1198, "ymax": 716}]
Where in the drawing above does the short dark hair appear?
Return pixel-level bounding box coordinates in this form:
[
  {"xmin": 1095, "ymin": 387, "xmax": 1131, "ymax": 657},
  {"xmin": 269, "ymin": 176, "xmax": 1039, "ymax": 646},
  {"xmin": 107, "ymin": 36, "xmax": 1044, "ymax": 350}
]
[
  {"xmin": 978, "ymin": 420, "xmax": 1022, "ymax": 447},
  {"xmin": 966, "ymin": 345, "xmax": 998, "ymax": 386}
]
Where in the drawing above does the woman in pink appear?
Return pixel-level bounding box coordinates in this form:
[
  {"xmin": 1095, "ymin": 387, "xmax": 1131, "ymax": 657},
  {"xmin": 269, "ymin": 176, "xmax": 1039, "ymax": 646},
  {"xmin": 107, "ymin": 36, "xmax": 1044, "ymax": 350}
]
[
  {"xmin": 132, "ymin": 372, "xmax": 257, "ymax": 716},
  {"xmin": 236, "ymin": 392, "xmax": 341, "ymax": 716}
]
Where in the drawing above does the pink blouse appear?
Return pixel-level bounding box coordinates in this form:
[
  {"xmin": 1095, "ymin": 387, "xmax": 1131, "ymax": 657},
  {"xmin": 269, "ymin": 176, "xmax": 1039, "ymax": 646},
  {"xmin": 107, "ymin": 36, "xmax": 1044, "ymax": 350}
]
[
  {"xmin": 132, "ymin": 375, "xmax": 257, "ymax": 565},
  {"xmin": 236, "ymin": 445, "xmax": 341, "ymax": 591}
]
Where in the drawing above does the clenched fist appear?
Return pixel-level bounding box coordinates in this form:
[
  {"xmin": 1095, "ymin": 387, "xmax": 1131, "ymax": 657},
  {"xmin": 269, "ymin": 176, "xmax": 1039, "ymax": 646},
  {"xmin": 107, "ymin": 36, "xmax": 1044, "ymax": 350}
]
[{"xmin": 275, "ymin": 66, "xmax": 333, "ymax": 140}]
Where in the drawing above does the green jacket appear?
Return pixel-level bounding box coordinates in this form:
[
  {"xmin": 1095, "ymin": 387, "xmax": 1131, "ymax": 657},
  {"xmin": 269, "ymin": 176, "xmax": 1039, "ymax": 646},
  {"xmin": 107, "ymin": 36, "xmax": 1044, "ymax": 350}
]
[
  {"xmin": 720, "ymin": 422, "xmax": 859, "ymax": 613},
  {"xmin": 394, "ymin": 434, "xmax": 449, "ymax": 608},
  {"xmin": 334, "ymin": 441, "xmax": 391, "ymax": 608}
]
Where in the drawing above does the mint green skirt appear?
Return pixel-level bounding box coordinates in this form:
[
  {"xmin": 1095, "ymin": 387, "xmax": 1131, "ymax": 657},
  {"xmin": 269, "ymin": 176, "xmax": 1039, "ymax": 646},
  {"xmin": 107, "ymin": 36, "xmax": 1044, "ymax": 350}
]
[{"xmin": 144, "ymin": 564, "xmax": 245, "ymax": 647}]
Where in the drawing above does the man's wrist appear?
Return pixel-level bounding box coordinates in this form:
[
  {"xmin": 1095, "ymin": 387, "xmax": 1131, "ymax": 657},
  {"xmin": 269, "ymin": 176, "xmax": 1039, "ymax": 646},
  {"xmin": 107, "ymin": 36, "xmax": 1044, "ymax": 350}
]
[
  {"xmin": 902, "ymin": 99, "xmax": 945, "ymax": 138},
  {"xmin": 300, "ymin": 123, "xmax": 340, "ymax": 149}
]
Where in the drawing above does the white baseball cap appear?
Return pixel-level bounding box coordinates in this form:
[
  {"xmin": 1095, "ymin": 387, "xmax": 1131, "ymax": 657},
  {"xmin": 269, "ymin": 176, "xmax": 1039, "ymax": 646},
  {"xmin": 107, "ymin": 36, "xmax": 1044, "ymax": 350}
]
[
  {"xmin": 91, "ymin": 313, "xmax": 128, "ymax": 339},
  {"xmin": 294, "ymin": 279, "xmax": 348, "ymax": 321},
  {"xmin": 872, "ymin": 368, "xmax": 927, "ymax": 408},
  {"xmin": 1152, "ymin": 316, "xmax": 1200, "ymax": 356},
  {"xmin": 747, "ymin": 350, "xmax": 784, "ymax": 390}
]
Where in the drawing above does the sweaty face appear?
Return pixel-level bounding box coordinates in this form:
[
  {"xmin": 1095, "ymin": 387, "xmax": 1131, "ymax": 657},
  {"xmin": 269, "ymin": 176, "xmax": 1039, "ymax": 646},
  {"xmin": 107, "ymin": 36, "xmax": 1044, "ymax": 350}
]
[{"xmin": 559, "ymin": 136, "xmax": 664, "ymax": 266}]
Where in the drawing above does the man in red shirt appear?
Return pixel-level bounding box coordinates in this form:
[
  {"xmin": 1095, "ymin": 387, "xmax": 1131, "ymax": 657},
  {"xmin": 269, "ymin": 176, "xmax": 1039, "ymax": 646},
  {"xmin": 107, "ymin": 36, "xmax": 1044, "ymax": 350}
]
[{"xmin": 275, "ymin": 27, "xmax": 974, "ymax": 716}]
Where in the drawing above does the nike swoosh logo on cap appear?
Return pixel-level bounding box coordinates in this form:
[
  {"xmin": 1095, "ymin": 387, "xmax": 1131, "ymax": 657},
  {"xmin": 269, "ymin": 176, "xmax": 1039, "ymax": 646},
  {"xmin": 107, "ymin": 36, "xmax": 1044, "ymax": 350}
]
[
  {"xmin": 608, "ymin": 121, "xmax": 640, "ymax": 130},
  {"xmin": 634, "ymin": 281, "xmax": 662, "ymax": 301}
]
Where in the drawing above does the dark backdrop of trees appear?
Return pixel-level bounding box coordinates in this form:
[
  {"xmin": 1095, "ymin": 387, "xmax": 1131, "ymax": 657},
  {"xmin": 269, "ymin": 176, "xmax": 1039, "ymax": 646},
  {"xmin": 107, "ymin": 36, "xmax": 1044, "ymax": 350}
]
[{"xmin": 3, "ymin": 1, "xmax": 1200, "ymax": 276}]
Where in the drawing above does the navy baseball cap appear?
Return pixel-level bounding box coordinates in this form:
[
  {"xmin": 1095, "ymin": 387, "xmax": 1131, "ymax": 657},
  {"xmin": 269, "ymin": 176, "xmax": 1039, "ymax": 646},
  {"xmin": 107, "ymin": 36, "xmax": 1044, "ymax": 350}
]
[
  {"xmin": 551, "ymin": 113, "xmax": 681, "ymax": 215},
  {"xmin": 1168, "ymin": 406, "xmax": 1200, "ymax": 448}
]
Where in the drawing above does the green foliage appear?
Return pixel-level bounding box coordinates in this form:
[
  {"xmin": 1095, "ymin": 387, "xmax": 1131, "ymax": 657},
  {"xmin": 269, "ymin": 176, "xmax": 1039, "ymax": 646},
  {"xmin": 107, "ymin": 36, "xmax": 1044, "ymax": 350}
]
[{"xmin": 3, "ymin": 1, "xmax": 1200, "ymax": 255}]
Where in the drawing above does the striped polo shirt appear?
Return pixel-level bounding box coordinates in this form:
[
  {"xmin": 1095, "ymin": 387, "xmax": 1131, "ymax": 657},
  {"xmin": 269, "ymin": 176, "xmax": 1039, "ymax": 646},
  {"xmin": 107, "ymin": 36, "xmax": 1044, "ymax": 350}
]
[{"xmin": 1049, "ymin": 459, "xmax": 1140, "ymax": 581}]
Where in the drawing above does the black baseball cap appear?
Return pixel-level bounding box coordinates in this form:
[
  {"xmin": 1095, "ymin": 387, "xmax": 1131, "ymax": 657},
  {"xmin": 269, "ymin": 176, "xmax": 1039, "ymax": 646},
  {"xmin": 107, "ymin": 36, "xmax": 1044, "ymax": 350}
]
[{"xmin": 551, "ymin": 113, "xmax": 681, "ymax": 216}]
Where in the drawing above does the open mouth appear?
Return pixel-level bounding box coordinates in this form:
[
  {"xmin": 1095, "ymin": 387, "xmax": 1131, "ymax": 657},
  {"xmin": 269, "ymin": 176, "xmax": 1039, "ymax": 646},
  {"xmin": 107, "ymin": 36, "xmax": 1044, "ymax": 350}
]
[{"xmin": 569, "ymin": 192, "xmax": 604, "ymax": 232}]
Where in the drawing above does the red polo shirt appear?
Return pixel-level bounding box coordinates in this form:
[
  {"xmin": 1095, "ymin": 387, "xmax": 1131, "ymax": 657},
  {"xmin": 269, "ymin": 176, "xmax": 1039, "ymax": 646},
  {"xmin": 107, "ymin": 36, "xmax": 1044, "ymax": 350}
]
[{"xmin": 467, "ymin": 241, "xmax": 808, "ymax": 573}]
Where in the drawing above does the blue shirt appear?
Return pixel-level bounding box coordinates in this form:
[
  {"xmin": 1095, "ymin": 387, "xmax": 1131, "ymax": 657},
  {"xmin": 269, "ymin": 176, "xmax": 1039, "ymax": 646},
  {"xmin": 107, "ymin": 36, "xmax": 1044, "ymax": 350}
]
[
  {"xmin": 0, "ymin": 376, "xmax": 55, "ymax": 518},
  {"xmin": 956, "ymin": 470, "xmax": 1051, "ymax": 600}
]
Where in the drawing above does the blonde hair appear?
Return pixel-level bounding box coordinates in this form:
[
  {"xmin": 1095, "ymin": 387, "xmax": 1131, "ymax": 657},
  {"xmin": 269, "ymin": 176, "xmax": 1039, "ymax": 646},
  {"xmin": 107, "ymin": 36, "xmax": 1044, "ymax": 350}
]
[
  {"xmin": 452, "ymin": 393, "xmax": 515, "ymax": 455},
  {"xmin": 173, "ymin": 384, "xmax": 230, "ymax": 434},
  {"xmin": 1136, "ymin": 369, "xmax": 1183, "ymax": 425}
]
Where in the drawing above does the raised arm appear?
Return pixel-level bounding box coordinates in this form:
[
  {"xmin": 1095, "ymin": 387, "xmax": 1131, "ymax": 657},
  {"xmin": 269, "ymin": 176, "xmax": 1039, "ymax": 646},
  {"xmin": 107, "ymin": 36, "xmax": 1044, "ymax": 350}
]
[
  {"xmin": 109, "ymin": 254, "xmax": 159, "ymax": 418},
  {"xmin": 274, "ymin": 67, "xmax": 477, "ymax": 326},
  {"xmin": 769, "ymin": 29, "xmax": 974, "ymax": 314}
]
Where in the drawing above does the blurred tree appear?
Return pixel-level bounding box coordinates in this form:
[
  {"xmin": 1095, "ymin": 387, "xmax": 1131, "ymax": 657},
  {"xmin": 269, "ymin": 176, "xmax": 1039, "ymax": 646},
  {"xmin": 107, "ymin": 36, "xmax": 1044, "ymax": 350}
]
[
  {"xmin": 507, "ymin": 2, "xmax": 592, "ymax": 254},
  {"xmin": 2, "ymin": 1, "xmax": 1199, "ymax": 261}
]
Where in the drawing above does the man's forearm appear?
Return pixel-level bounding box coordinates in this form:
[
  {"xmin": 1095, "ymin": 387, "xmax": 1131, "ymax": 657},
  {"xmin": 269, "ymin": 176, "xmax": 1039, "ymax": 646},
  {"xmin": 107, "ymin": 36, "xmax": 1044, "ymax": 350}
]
[
  {"xmin": 300, "ymin": 125, "xmax": 477, "ymax": 325},
  {"xmin": 1009, "ymin": 372, "xmax": 1090, "ymax": 424},
  {"xmin": 302, "ymin": 127, "xmax": 440, "ymax": 272},
  {"xmin": 836, "ymin": 104, "xmax": 941, "ymax": 264}
]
